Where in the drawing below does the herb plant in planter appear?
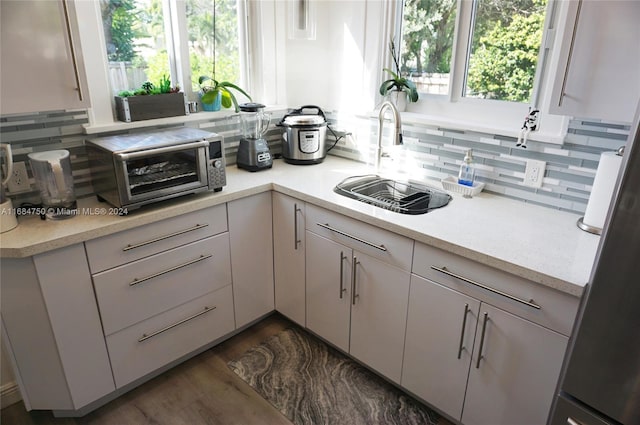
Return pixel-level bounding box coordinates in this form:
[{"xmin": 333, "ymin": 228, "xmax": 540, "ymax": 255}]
[
  {"xmin": 198, "ymin": 76, "xmax": 251, "ymax": 112},
  {"xmin": 115, "ymin": 75, "xmax": 186, "ymax": 122},
  {"xmin": 379, "ymin": 39, "xmax": 419, "ymax": 111}
]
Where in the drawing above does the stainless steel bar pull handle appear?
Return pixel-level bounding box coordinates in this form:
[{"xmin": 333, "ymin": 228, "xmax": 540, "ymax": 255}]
[
  {"xmin": 316, "ymin": 223, "xmax": 387, "ymax": 252},
  {"xmin": 339, "ymin": 252, "xmax": 347, "ymax": 299},
  {"xmin": 138, "ymin": 306, "xmax": 216, "ymax": 342},
  {"xmin": 130, "ymin": 254, "xmax": 212, "ymax": 286},
  {"xmin": 567, "ymin": 418, "xmax": 584, "ymax": 425},
  {"xmin": 457, "ymin": 304, "xmax": 470, "ymax": 359},
  {"xmin": 476, "ymin": 312, "xmax": 489, "ymax": 369},
  {"xmin": 123, "ymin": 223, "xmax": 209, "ymax": 251},
  {"xmin": 351, "ymin": 257, "xmax": 360, "ymax": 305},
  {"xmin": 431, "ymin": 266, "xmax": 541, "ymax": 310},
  {"xmin": 294, "ymin": 203, "xmax": 301, "ymax": 250},
  {"xmin": 62, "ymin": 0, "xmax": 83, "ymax": 101}
]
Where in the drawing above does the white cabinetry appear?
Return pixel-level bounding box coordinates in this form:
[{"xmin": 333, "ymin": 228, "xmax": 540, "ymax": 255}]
[
  {"xmin": 272, "ymin": 192, "xmax": 306, "ymax": 326},
  {"xmin": 228, "ymin": 192, "xmax": 274, "ymax": 328},
  {"xmin": 0, "ymin": 0, "xmax": 90, "ymax": 114},
  {"xmin": 461, "ymin": 302, "xmax": 567, "ymax": 425},
  {"xmin": 403, "ymin": 242, "xmax": 578, "ymax": 424},
  {"xmin": 402, "ymin": 276, "xmax": 480, "ymax": 420},
  {"xmin": 549, "ymin": 0, "xmax": 640, "ymax": 122},
  {"xmin": 0, "ymin": 244, "xmax": 114, "ymax": 411},
  {"xmin": 305, "ymin": 204, "xmax": 412, "ymax": 383},
  {"xmin": 85, "ymin": 204, "xmax": 235, "ymax": 389}
]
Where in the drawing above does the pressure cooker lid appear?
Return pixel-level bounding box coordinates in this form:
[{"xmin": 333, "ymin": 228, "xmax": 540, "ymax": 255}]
[{"xmin": 282, "ymin": 114, "xmax": 326, "ymax": 125}]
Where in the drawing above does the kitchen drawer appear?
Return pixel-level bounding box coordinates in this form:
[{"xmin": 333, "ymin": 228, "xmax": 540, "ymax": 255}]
[
  {"xmin": 93, "ymin": 234, "xmax": 232, "ymax": 336},
  {"xmin": 305, "ymin": 204, "xmax": 413, "ymax": 271},
  {"xmin": 413, "ymin": 242, "xmax": 579, "ymax": 336},
  {"xmin": 85, "ymin": 204, "xmax": 228, "ymax": 273},
  {"xmin": 106, "ymin": 285, "xmax": 235, "ymax": 389}
]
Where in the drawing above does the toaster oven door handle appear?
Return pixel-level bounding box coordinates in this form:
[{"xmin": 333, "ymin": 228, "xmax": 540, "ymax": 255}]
[{"xmin": 114, "ymin": 140, "xmax": 210, "ymax": 161}]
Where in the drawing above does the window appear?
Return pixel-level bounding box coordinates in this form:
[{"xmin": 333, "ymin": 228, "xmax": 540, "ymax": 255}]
[
  {"xmin": 399, "ymin": 0, "xmax": 549, "ymax": 104},
  {"xmin": 100, "ymin": 0, "xmax": 243, "ymax": 98}
]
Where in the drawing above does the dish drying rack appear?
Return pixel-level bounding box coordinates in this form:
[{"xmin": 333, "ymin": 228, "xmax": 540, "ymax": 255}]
[{"xmin": 334, "ymin": 175, "xmax": 452, "ymax": 215}]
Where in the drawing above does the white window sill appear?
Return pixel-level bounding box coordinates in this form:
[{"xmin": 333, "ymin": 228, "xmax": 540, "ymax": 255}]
[
  {"xmin": 83, "ymin": 110, "xmax": 237, "ymax": 135},
  {"xmin": 397, "ymin": 111, "xmax": 566, "ymax": 145}
]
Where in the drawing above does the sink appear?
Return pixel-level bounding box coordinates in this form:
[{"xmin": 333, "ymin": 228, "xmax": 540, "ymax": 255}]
[{"xmin": 334, "ymin": 175, "xmax": 452, "ymax": 215}]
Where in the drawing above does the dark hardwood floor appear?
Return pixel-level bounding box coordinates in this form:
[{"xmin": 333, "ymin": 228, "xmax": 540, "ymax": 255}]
[{"xmin": 1, "ymin": 313, "xmax": 453, "ymax": 425}]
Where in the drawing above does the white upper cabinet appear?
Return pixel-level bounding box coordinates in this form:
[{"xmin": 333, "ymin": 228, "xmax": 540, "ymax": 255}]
[
  {"xmin": 549, "ymin": 0, "xmax": 640, "ymax": 122},
  {"xmin": 0, "ymin": 0, "xmax": 90, "ymax": 115}
]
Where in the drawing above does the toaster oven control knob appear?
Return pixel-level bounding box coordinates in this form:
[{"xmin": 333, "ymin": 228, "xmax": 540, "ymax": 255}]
[{"xmin": 213, "ymin": 159, "xmax": 222, "ymax": 168}]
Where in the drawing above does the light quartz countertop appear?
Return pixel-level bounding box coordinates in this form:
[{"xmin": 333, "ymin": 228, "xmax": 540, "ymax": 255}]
[{"xmin": 0, "ymin": 156, "xmax": 601, "ymax": 296}]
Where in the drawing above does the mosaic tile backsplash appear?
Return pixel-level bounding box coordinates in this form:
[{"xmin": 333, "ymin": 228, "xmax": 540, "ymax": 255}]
[{"xmin": 0, "ymin": 108, "xmax": 630, "ymax": 214}]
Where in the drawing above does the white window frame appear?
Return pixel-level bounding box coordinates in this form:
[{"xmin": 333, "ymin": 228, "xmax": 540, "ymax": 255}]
[
  {"xmin": 77, "ymin": 0, "xmax": 251, "ymax": 127},
  {"xmin": 395, "ymin": 0, "xmax": 569, "ymax": 143}
]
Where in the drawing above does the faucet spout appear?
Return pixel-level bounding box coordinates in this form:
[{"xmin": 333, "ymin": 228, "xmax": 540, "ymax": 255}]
[{"xmin": 376, "ymin": 101, "xmax": 403, "ymax": 171}]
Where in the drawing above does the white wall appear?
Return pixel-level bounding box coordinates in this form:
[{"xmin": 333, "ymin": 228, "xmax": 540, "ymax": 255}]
[{"xmin": 282, "ymin": 0, "xmax": 391, "ymax": 113}]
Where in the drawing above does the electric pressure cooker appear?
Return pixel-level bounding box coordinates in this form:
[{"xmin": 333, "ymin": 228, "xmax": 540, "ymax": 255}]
[{"xmin": 277, "ymin": 105, "xmax": 328, "ymax": 165}]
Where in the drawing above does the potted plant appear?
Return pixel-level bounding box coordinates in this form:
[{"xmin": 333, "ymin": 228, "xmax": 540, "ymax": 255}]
[
  {"xmin": 378, "ymin": 38, "xmax": 419, "ymax": 111},
  {"xmin": 198, "ymin": 76, "xmax": 251, "ymax": 113},
  {"xmin": 114, "ymin": 75, "xmax": 186, "ymax": 122}
]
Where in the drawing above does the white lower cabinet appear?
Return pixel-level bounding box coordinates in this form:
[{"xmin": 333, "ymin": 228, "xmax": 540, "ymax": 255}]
[
  {"xmin": 461, "ymin": 302, "xmax": 567, "ymax": 425},
  {"xmin": 272, "ymin": 192, "xmax": 306, "ymax": 326},
  {"xmin": 228, "ymin": 193, "xmax": 274, "ymax": 328},
  {"xmin": 404, "ymin": 242, "xmax": 575, "ymax": 425},
  {"xmin": 402, "ymin": 275, "xmax": 480, "ymax": 420},
  {"xmin": 305, "ymin": 206, "xmax": 411, "ymax": 383},
  {"xmin": 106, "ymin": 285, "xmax": 235, "ymax": 388}
]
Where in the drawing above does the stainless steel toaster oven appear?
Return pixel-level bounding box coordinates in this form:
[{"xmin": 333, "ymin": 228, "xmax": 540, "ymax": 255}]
[{"xmin": 86, "ymin": 128, "xmax": 225, "ymax": 211}]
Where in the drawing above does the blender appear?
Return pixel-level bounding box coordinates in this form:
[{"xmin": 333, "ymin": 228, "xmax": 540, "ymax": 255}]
[
  {"xmin": 28, "ymin": 150, "xmax": 77, "ymax": 220},
  {"xmin": 236, "ymin": 103, "xmax": 273, "ymax": 171}
]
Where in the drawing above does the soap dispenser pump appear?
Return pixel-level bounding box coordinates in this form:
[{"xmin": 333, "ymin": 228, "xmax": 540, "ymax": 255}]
[{"xmin": 458, "ymin": 149, "xmax": 475, "ymax": 186}]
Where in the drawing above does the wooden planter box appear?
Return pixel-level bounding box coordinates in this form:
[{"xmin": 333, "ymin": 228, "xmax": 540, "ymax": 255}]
[{"xmin": 115, "ymin": 92, "xmax": 187, "ymax": 122}]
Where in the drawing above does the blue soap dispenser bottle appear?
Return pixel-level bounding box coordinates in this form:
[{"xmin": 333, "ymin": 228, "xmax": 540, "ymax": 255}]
[{"xmin": 458, "ymin": 149, "xmax": 475, "ymax": 186}]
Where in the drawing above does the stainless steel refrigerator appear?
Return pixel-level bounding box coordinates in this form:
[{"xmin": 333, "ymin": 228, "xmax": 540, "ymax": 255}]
[{"xmin": 549, "ymin": 103, "xmax": 640, "ymax": 425}]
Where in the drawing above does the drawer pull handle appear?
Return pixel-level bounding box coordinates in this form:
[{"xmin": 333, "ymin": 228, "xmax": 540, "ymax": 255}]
[
  {"xmin": 430, "ymin": 266, "xmax": 541, "ymax": 310},
  {"xmin": 352, "ymin": 256, "xmax": 360, "ymax": 305},
  {"xmin": 457, "ymin": 304, "xmax": 470, "ymax": 359},
  {"xmin": 130, "ymin": 254, "xmax": 213, "ymax": 286},
  {"xmin": 339, "ymin": 251, "xmax": 347, "ymax": 299},
  {"xmin": 316, "ymin": 223, "xmax": 387, "ymax": 252},
  {"xmin": 476, "ymin": 312, "xmax": 489, "ymax": 369},
  {"xmin": 567, "ymin": 418, "xmax": 584, "ymax": 425},
  {"xmin": 123, "ymin": 223, "xmax": 209, "ymax": 251},
  {"xmin": 138, "ymin": 306, "xmax": 216, "ymax": 342},
  {"xmin": 294, "ymin": 203, "xmax": 302, "ymax": 250}
]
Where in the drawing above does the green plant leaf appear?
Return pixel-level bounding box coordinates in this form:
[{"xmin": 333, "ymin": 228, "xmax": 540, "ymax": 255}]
[
  {"xmin": 220, "ymin": 90, "xmax": 233, "ymax": 108},
  {"xmin": 218, "ymin": 81, "xmax": 252, "ymax": 101},
  {"xmin": 198, "ymin": 75, "xmax": 212, "ymax": 85}
]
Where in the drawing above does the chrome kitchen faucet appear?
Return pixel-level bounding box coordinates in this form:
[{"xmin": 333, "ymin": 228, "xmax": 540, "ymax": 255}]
[{"xmin": 376, "ymin": 101, "xmax": 403, "ymax": 171}]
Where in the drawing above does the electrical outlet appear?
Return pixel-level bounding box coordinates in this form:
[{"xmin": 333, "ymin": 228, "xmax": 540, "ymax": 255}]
[
  {"xmin": 7, "ymin": 161, "xmax": 30, "ymax": 193},
  {"xmin": 524, "ymin": 159, "xmax": 546, "ymax": 188}
]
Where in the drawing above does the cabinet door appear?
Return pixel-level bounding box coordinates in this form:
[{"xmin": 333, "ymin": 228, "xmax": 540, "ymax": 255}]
[
  {"xmin": 349, "ymin": 252, "xmax": 410, "ymax": 383},
  {"xmin": 402, "ymin": 275, "xmax": 480, "ymax": 420},
  {"xmin": 272, "ymin": 193, "xmax": 306, "ymax": 326},
  {"xmin": 305, "ymin": 231, "xmax": 352, "ymax": 352},
  {"xmin": 549, "ymin": 0, "xmax": 640, "ymax": 122},
  {"xmin": 462, "ymin": 303, "xmax": 568, "ymax": 425},
  {"xmin": 228, "ymin": 193, "xmax": 274, "ymax": 328},
  {"xmin": 0, "ymin": 0, "xmax": 90, "ymax": 114}
]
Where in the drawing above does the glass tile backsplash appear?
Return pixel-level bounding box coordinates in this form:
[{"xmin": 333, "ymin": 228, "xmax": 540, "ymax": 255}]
[{"xmin": 1, "ymin": 109, "xmax": 630, "ymax": 214}]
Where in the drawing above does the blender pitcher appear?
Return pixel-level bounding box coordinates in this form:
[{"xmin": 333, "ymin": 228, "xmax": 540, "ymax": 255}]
[
  {"xmin": 236, "ymin": 103, "xmax": 273, "ymax": 171},
  {"xmin": 239, "ymin": 103, "xmax": 271, "ymax": 139},
  {"xmin": 28, "ymin": 150, "xmax": 77, "ymax": 220}
]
